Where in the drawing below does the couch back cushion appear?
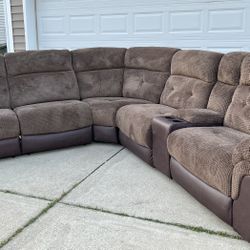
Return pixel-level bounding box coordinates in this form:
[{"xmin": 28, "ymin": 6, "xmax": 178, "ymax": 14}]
[
  {"xmin": 207, "ymin": 52, "xmax": 247, "ymax": 115},
  {"xmin": 0, "ymin": 55, "xmax": 10, "ymax": 108},
  {"xmin": 160, "ymin": 50, "xmax": 222, "ymax": 109},
  {"xmin": 5, "ymin": 50, "xmax": 79, "ymax": 108},
  {"xmin": 224, "ymin": 54, "xmax": 250, "ymax": 134},
  {"xmin": 72, "ymin": 48, "xmax": 126, "ymax": 99},
  {"xmin": 123, "ymin": 47, "xmax": 179, "ymax": 103}
]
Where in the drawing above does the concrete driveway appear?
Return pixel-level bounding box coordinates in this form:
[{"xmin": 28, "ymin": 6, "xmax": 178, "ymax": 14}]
[{"xmin": 0, "ymin": 143, "xmax": 249, "ymax": 250}]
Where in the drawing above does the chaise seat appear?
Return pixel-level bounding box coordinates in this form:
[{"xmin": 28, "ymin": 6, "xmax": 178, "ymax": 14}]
[
  {"xmin": 83, "ymin": 97, "xmax": 151, "ymax": 127},
  {"xmin": 167, "ymin": 126, "xmax": 249, "ymax": 197}
]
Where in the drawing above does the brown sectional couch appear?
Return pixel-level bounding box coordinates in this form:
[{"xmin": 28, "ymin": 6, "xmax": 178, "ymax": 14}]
[{"xmin": 1, "ymin": 47, "xmax": 250, "ymax": 242}]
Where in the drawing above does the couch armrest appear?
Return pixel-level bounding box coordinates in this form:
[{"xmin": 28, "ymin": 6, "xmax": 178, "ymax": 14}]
[
  {"xmin": 152, "ymin": 116, "xmax": 192, "ymax": 176},
  {"xmin": 232, "ymin": 138, "xmax": 250, "ymax": 200},
  {"xmin": 170, "ymin": 108, "xmax": 224, "ymax": 126}
]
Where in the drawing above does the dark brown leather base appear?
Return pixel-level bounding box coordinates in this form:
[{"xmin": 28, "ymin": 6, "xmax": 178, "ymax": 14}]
[
  {"xmin": 119, "ymin": 131, "xmax": 153, "ymax": 165},
  {"xmin": 0, "ymin": 138, "xmax": 21, "ymax": 158},
  {"xmin": 93, "ymin": 126, "xmax": 119, "ymax": 143},
  {"xmin": 170, "ymin": 158, "xmax": 232, "ymax": 225},
  {"xmin": 152, "ymin": 116, "xmax": 192, "ymax": 177},
  {"xmin": 233, "ymin": 176, "xmax": 250, "ymax": 242},
  {"xmin": 21, "ymin": 127, "xmax": 92, "ymax": 154}
]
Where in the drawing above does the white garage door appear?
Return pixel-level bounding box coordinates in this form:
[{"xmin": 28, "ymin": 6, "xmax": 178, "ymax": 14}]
[{"xmin": 36, "ymin": 0, "xmax": 250, "ymax": 52}]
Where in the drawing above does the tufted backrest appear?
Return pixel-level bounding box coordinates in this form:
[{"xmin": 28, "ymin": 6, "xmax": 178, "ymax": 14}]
[
  {"xmin": 5, "ymin": 50, "xmax": 79, "ymax": 108},
  {"xmin": 0, "ymin": 55, "xmax": 10, "ymax": 108},
  {"xmin": 224, "ymin": 53, "xmax": 250, "ymax": 134},
  {"xmin": 72, "ymin": 48, "xmax": 126, "ymax": 99},
  {"xmin": 160, "ymin": 50, "xmax": 223, "ymax": 109},
  {"xmin": 207, "ymin": 52, "xmax": 247, "ymax": 115},
  {"xmin": 123, "ymin": 47, "xmax": 179, "ymax": 103}
]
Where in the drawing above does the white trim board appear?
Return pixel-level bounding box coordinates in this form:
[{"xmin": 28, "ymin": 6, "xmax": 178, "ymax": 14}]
[
  {"xmin": 23, "ymin": 0, "xmax": 38, "ymax": 50},
  {"xmin": 3, "ymin": 0, "xmax": 13, "ymax": 52}
]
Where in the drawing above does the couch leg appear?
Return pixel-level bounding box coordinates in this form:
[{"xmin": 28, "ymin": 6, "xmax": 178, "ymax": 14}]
[{"xmin": 233, "ymin": 176, "xmax": 250, "ymax": 242}]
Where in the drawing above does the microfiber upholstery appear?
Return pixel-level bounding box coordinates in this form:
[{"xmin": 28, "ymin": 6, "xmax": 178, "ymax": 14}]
[
  {"xmin": 167, "ymin": 127, "xmax": 249, "ymax": 196},
  {"xmin": 15, "ymin": 100, "xmax": 92, "ymax": 136},
  {"xmin": 224, "ymin": 54, "xmax": 250, "ymax": 134},
  {"xmin": 160, "ymin": 50, "xmax": 223, "ymax": 109},
  {"xmin": 116, "ymin": 104, "xmax": 176, "ymax": 148},
  {"xmin": 0, "ymin": 55, "xmax": 10, "ymax": 108},
  {"xmin": 72, "ymin": 48, "xmax": 126, "ymax": 99},
  {"xmin": 123, "ymin": 47, "xmax": 179, "ymax": 103},
  {"xmin": 232, "ymin": 138, "xmax": 250, "ymax": 199},
  {"xmin": 0, "ymin": 109, "xmax": 20, "ymax": 140},
  {"xmin": 207, "ymin": 52, "xmax": 247, "ymax": 115},
  {"xmin": 0, "ymin": 56, "xmax": 19, "ymax": 140},
  {"xmin": 83, "ymin": 97, "xmax": 151, "ymax": 127},
  {"xmin": 5, "ymin": 50, "xmax": 80, "ymax": 108},
  {"xmin": 224, "ymin": 85, "xmax": 250, "ymax": 134}
]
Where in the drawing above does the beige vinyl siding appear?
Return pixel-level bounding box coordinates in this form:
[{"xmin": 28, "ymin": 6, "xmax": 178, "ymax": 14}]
[
  {"xmin": 11, "ymin": 0, "xmax": 25, "ymax": 51},
  {"xmin": 0, "ymin": 0, "xmax": 5, "ymax": 45}
]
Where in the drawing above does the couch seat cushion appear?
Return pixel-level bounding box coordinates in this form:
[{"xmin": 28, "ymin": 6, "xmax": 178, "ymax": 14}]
[
  {"xmin": 15, "ymin": 100, "xmax": 92, "ymax": 136},
  {"xmin": 116, "ymin": 104, "xmax": 176, "ymax": 148},
  {"xmin": 0, "ymin": 109, "xmax": 20, "ymax": 140},
  {"xmin": 83, "ymin": 97, "xmax": 151, "ymax": 127},
  {"xmin": 168, "ymin": 127, "xmax": 249, "ymax": 196}
]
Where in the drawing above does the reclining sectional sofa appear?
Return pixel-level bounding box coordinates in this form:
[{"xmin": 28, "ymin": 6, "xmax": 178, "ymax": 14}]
[{"xmin": 0, "ymin": 47, "xmax": 250, "ymax": 242}]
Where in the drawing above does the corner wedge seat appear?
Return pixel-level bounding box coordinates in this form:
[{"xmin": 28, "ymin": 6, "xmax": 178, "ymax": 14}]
[
  {"xmin": 83, "ymin": 97, "xmax": 151, "ymax": 127},
  {"xmin": 0, "ymin": 55, "xmax": 20, "ymax": 157},
  {"xmin": 72, "ymin": 48, "xmax": 153, "ymax": 143},
  {"xmin": 117, "ymin": 50, "xmax": 222, "ymax": 162},
  {"xmin": 5, "ymin": 50, "xmax": 93, "ymax": 153}
]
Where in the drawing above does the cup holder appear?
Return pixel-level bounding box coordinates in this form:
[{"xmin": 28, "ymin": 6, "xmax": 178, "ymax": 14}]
[
  {"xmin": 172, "ymin": 119, "xmax": 182, "ymax": 123},
  {"xmin": 164, "ymin": 116, "xmax": 183, "ymax": 123}
]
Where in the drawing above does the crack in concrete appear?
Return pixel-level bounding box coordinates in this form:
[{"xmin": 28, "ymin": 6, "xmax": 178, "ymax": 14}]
[
  {"xmin": 0, "ymin": 147, "xmax": 124, "ymax": 249},
  {"xmin": 0, "ymin": 189, "xmax": 53, "ymax": 202},
  {"xmin": 59, "ymin": 201, "xmax": 242, "ymax": 241}
]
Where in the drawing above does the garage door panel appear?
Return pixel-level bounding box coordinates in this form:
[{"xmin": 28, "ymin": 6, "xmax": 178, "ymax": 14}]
[{"xmin": 36, "ymin": 0, "xmax": 250, "ymax": 52}]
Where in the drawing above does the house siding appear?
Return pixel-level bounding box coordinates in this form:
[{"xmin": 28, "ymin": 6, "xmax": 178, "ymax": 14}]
[
  {"xmin": 0, "ymin": 0, "xmax": 6, "ymax": 45},
  {"xmin": 11, "ymin": 0, "xmax": 25, "ymax": 51}
]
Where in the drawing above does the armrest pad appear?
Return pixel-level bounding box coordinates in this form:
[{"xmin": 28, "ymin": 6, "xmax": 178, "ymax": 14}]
[
  {"xmin": 232, "ymin": 138, "xmax": 250, "ymax": 199},
  {"xmin": 152, "ymin": 116, "xmax": 192, "ymax": 176},
  {"xmin": 170, "ymin": 109, "xmax": 224, "ymax": 126}
]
